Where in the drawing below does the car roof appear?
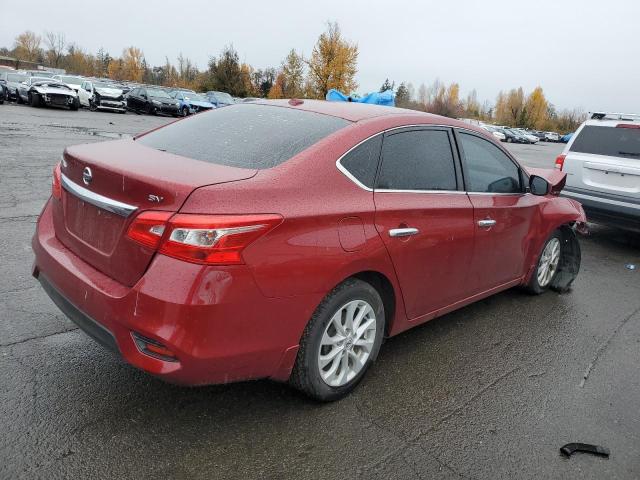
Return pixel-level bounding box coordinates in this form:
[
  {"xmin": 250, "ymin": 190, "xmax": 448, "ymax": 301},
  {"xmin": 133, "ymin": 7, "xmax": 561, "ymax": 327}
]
[{"xmin": 252, "ymin": 99, "xmax": 462, "ymax": 123}]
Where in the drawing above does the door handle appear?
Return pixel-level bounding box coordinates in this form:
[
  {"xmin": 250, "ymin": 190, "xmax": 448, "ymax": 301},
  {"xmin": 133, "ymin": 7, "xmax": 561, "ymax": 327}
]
[
  {"xmin": 477, "ymin": 219, "xmax": 497, "ymax": 228},
  {"xmin": 389, "ymin": 227, "xmax": 419, "ymax": 238}
]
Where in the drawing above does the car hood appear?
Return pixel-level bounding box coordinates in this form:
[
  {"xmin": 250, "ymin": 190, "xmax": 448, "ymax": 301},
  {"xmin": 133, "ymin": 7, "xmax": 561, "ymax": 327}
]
[
  {"xmin": 33, "ymin": 85, "xmax": 76, "ymax": 96},
  {"xmin": 525, "ymin": 167, "xmax": 567, "ymax": 195},
  {"xmin": 95, "ymin": 87, "xmax": 123, "ymax": 97},
  {"xmin": 189, "ymin": 100, "xmax": 214, "ymax": 108}
]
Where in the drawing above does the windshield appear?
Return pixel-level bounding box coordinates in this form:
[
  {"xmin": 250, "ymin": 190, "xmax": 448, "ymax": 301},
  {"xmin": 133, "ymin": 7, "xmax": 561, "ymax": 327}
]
[
  {"xmin": 148, "ymin": 89, "xmax": 171, "ymax": 99},
  {"xmin": 209, "ymin": 91, "xmax": 234, "ymax": 104},
  {"xmin": 59, "ymin": 76, "xmax": 83, "ymax": 85},
  {"xmin": 29, "ymin": 77, "xmax": 52, "ymax": 84},
  {"xmin": 570, "ymin": 125, "xmax": 640, "ymax": 159},
  {"xmin": 137, "ymin": 104, "xmax": 350, "ymax": 169},
  {"xmin": 8, "ymin": 74, "xmax": 27, "ymax": 82}
]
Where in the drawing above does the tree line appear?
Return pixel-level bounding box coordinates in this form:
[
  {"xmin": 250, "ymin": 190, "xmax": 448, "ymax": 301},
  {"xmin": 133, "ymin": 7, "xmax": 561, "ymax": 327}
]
[{"xmin": 4, "ymin": 24, "xmax": 583, "ymax": 132}]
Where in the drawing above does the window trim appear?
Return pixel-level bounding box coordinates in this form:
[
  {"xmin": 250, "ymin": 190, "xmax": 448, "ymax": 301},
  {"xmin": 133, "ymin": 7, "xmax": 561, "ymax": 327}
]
[
  {"xmin": 336, "ymin": 124, "xmax": 522, "ymax": 195},
  {"xmin": 452, "ymin": 128, "xmax": 527, "ymax": 196}
]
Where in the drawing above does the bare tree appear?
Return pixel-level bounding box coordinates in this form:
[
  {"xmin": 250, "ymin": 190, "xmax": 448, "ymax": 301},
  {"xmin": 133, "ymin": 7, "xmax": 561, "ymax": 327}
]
[{"xmin": 44, "ymin": 31, "xmax": 66, "ymax": 68}]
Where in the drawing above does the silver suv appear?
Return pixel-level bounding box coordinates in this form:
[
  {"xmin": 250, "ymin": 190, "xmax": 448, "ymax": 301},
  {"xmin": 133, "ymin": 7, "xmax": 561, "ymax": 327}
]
[{"xmin": 557, "ymin": 112, "xmax": 640, "ymax": 232}]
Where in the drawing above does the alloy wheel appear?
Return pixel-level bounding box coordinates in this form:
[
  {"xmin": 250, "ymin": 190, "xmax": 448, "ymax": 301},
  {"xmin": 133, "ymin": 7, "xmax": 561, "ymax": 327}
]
[
  {"xmin": 537, "ymin": 237, "xmax": 561, "ymax": 287},
  {"xmin": 317, "ymin": 299, "xmax": 377, "ymax": 387}
]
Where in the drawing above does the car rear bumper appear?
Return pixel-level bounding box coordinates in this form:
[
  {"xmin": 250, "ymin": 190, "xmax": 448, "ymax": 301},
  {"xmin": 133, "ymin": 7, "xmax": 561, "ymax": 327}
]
[
  {"xmin": 562, "ymin": 187, "xmax": 640, "ymax": 232},
  {"xmin": 32, "ymin": 199, "xmax": 313, "ymax": 385}
]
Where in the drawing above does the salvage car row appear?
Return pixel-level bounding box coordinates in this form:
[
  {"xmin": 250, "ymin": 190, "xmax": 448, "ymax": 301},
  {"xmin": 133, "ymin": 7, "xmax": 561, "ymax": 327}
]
[{"xmin": 0, "ymin": 68, "xmax": 238, "ymax": 116}]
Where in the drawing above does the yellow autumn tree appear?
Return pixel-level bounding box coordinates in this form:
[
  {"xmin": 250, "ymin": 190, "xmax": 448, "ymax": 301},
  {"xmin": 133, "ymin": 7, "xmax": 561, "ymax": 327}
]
[
  {"xmin": 121, "ymin": 46, "xmax": 145, "ymax": 82},
  {"xmin": 524, "ymin": 86, "xmax": 549, "ymax": 130},
  {"xmin": 495, "ymin": 87, "xmax": 525, "ymax": 126},
  {"xmin": 268, "ymin": 73, "xmax": 286, "ymax": 99},
  {"xmin": 306, "ymin": 22, "xmax": 358, "ymax": 99}
]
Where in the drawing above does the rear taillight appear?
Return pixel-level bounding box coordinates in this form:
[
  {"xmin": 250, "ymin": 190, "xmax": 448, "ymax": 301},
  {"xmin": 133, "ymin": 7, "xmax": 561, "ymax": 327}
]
[
  {"xmin": 554, "ymin": 154, "xmax": 566, "ymax": 170},
  {"xmin": 617, "ymin": 123, "xmax": 640, "ymax": 129},
  {"xmin": 127, "ymin": 212, "xmax": 282, "ymax": 265},
  {"xmin": 52, "ymin": 163, "xmax": 62, "ymax": 200},
  {"xmin": 126, "ymin": 211, "xmax": 173, "ymax": 249}
]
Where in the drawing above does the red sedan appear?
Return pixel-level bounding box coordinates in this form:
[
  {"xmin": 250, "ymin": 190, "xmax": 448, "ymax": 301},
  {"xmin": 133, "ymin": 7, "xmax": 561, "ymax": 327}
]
[{"xmin": 32, "ymin": 100, "xmax": 586, "ymax": 401}]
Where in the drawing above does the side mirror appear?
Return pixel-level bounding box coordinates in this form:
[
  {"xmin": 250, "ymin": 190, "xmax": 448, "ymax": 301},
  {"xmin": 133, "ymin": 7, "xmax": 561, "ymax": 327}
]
[
  {"xmin": 529, "ymin": 175, "xmax": 550, "ymax": 196},
  {"xmin": 141, "ymin": 94, "xmax": 147, "ymax": 99}
]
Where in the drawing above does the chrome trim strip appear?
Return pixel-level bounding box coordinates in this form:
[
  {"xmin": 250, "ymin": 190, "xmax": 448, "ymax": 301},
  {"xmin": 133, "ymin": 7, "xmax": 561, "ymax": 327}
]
[{"xmin": 60, "ymin": 173, "xmax": 138, "ymax": 217}]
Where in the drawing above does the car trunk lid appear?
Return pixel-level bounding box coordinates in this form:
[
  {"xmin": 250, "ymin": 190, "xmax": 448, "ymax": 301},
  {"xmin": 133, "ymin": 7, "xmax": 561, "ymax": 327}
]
[{"xmin": 53, "ymin": 139, "xmax": 257, "ymax": 286}]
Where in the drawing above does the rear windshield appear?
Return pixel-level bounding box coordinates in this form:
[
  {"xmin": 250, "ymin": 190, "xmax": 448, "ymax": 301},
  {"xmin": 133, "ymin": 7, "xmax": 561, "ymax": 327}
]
[
  {"xmin": 137, "ymin": 104, "xmax": 350, "ymax": 169},
  {"xmin": 570, "ymin": 125, "xmax": 640, "ymax": 159}
]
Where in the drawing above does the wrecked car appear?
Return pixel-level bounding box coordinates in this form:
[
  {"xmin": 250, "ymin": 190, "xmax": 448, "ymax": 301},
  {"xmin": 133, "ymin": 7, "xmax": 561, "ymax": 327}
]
[
  {"xmin": 32, "ymin": 100, "xmax": 586, "ymax": 401},
  {"xmin": 78, "ymin": 80, "xmax": 126, "ymax": 113},
  {"xmin": 26, "ymin": 80, "xmax": 79, "ymax": 110}
]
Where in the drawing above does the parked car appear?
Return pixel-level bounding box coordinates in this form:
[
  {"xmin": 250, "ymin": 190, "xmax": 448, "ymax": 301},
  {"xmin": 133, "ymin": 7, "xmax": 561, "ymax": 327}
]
[
  {"xmin": 544, "ymin": 131, "xmax": 560, "ymax": 142},
  {"xmin": 560, "ymin": 133, "xmax": 573, "ymax": 143},
  {"xmin": 78, "ymin": 80, "xmax": 126, "ymax": 113},
  {"xmin": 499, "ymin": 128, "xmax": 529, "ymax": 143},
  {"xmin": 0, "ymin": 71, "xmax": 27, "ymax": 101},
  {"xmin": 52, "ymin": 75, "xmax": 84, "ymax": 93},
  {"xmin": 531, "ymin": 131, "xmax": 547, "ymax": 141},
  {"xmin": 557, "ymin": 112, "xmax": 640, "ymax": 232},
  {"xmin": 126, "ymin": 87, "xmax": 180, "ymax": 116},
  {"xmin": 481, "ymin": 125, "xmax": 506, "ymax": 142},
  {"xmin": 33, "ymin": 101, "xmax": 586, "ymax": 401},
  {"xmin": 169, "ymin": 90, "xmax": 215, "ymax": 116},
  {"xmin": 513, "ymin": 129, "xmax": 539, "ymax": 144},
  {"xmin": 0, "ymin": 80, "xmax": 6, "ymax": 104},
  {"xmin": 204, "ymin": 90, "xmax": 235, "ymax": 107},
  {"xmin": 16, "ymin": 76, "xmax": 56, "ymax": 104},
  {"xmin": 25, "ymin": 80, "xmax": 79, "ymax": 110}
]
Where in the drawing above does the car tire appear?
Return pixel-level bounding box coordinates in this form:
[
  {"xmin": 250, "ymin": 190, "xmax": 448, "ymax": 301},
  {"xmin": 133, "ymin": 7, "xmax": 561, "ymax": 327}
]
[
  {"xmin": 181, "ymin": 106, "xmax": 189, "ymax": 117},
  {"xmin": 16, "ymin": 92, "xmax": 23, "ymax": 104},
  {"xmin": 29, "ymin": 93, "xmax": 40, "ymax": 107},
  {"xmin": 289, "ymin": 278, "xmax": 385, "ymax": 402},
  {"xmin": 506, "ymin": 137, "xmax": 512, "ymax": 143},
  {"xmin": 145, "ymin": 103, "xmax": 155, "ymax": 115},
  {"xmin": 89, "ymin": 99, "xmax": 97, "ymax": 111},
  {"xmin": 524, "ymin": 230, "xmax": 563, "ymax": 295},
  {"xmin": 70, "ymin": 98, "xmax": 79, "ymax": 111}
]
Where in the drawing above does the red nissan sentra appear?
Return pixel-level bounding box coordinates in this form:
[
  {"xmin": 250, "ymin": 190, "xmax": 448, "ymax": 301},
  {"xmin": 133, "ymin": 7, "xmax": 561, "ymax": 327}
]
[{"xmin": 32, "ymin": 100, "xmax": 587, "ymax": 401}]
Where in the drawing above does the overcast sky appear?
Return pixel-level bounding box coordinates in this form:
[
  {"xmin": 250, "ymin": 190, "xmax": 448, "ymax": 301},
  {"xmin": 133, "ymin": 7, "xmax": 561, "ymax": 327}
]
[{"xmin": 1, "ymin": 0, "xmax": 638, "ymax": 112}]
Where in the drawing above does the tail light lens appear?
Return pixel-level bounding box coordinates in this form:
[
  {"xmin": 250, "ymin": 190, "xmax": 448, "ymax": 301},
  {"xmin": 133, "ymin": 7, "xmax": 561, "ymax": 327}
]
[
  {"xmin": 126, "ymin": 211, "xmax": 173, "ymax": 249},
  {"xmin": 127, "ymin": 212, "xmax": 282, "ymax": 265},
  {"xmin": 52, "ymin": 163, "xmax": 62, "ymax": 200},
  {"xmin": 554, "ymin": 154, "xmax": 566, "ymax": 170}
]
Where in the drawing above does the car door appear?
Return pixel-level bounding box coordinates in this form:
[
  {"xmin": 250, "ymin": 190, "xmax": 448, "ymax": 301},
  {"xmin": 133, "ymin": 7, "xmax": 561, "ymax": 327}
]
[
  {"xmin": 374, "ymin": 127, "xmax": 475, "ymax": 320},
  {"xmin": 79, "ymin": 82, "xmax": 90, "ymax": 106},
  {"xmin": 455, "ymin": 130, "xmax": 539, "ymax": 292}
]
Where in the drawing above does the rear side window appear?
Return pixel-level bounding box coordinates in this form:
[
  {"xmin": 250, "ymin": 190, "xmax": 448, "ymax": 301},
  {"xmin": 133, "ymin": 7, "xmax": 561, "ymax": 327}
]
[
  {"xmin": 339, "ymin": 135, "xmax": 382, "ymax": 188},
  {"xmin": 376, "ymin": 129, "xmax": 457, "ymax": 191},
  {"xmin": 570, "ymin": 125, "xmax": 640, "ymax": 159},
  {"xmin": 459, "ymin": 133, "xmax": 521, "ymax": 193},
  {"xmin": 138, "ymin": 104, "xmax": 350, "ymax": 169}
]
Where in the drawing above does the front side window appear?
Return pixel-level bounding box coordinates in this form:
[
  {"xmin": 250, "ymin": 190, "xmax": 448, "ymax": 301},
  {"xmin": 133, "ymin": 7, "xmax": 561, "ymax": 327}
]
[
  {"xmin": 459, "ymin": 132, "xmax": 521, "ymax": 193},
  {"xmin": 376, "ymin": 129, "xmax": 457, "ymax": 191}
]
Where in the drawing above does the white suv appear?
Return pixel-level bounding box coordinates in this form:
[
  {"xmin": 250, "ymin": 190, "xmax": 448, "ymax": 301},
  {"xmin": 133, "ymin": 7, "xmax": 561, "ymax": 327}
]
[{"xmin": 557, "ymin": 112, "xmax": 640, "ymax": 232}]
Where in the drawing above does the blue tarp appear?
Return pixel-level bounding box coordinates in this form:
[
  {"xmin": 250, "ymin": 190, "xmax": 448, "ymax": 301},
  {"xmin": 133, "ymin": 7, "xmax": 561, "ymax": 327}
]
[{"xmin": 326, "ymin": 88, "xmax": 395, "ymax": 107}]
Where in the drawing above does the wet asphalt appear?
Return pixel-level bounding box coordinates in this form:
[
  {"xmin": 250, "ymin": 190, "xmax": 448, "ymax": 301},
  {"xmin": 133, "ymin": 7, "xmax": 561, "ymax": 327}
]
[{"xmin": 1, "ymin": 104, "xmax": 639, "ymax": 479}]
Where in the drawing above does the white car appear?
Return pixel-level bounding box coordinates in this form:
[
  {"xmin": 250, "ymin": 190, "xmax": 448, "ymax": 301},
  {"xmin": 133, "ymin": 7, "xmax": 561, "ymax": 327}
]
[
  {"xmin": 52, "ymin": 75, "xmax": 84, "ymax": 93},
  {"xmin": 78, "ymin": 79, "xmax": 126, "ymax": 113},
  {"xmin": 557, "ymin": 112, "xmax": 640, "ymax": 232},
  {"xmin": 25, "ymin": 79, "xmax": 79, "ymax": 110},
  {"xmin": 481, "ymin": 125, "xmax": 506, "ymax": 141},
  {"xmin": 544, "ymin": 131, "xmax": 560, "ymax": 142}
]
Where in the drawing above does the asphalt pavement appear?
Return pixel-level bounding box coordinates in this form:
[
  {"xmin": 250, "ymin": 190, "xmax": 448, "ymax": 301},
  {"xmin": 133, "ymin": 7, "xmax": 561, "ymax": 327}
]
[{"xmin": 1, "ymin": 104, "xmax": 639, "ymax": 479}]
